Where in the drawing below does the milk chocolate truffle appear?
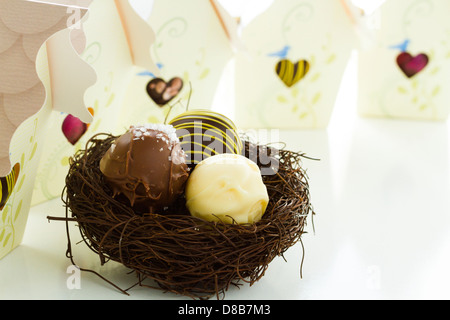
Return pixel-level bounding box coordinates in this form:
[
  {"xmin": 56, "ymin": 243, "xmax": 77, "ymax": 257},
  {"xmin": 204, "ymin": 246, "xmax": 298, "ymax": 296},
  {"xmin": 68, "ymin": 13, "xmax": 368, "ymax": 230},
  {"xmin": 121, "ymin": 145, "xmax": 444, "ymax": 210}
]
[
  {"xmin": 185, "ymin": 154, "xmax": 269, "ymax": 225},
  {"xmin": 99, "ymin": 124, "xmax": 189, "ymax": 213}
]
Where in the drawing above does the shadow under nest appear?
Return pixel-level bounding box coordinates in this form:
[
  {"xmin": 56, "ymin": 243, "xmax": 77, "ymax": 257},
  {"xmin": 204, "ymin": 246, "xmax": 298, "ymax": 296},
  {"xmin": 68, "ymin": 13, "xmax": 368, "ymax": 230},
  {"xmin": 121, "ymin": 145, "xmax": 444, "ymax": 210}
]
[{"xmin": 54, "ymin": 133, "xmax": 314, "ymax": 300}]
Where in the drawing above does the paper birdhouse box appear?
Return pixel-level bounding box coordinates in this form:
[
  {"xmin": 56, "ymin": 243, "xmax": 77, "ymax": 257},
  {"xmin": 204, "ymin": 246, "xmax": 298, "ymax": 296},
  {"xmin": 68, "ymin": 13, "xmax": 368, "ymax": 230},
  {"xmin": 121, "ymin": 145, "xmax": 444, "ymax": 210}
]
[
  {"xmin": 32, "ymin": 0, "xmax": 159, "ymax": 205},
  {"xmin": 133, "ymin": 0, "xmax": 239, "ymax": 117},
  {"xmin": 357, "ymin": 0, "xmax": 450, "ymax": 121},
  {"xmin": 234, "ymin": 0, "xmax": 356, "ymax": 129},
  {"xmin": 32, "ymin": 0, "xmax": 240, "ymax": 204},
  {"xmin": 0, "ymin": 0, "xmax": 96, "ymax": 260}
]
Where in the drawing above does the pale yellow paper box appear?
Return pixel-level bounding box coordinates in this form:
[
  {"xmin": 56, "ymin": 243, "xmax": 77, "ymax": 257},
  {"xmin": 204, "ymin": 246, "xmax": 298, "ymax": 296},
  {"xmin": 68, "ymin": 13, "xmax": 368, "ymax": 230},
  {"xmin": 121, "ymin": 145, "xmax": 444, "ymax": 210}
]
[
  {"xmin": 235, "ymin": 0, "xmax": 356, "ymax": 129},
  {"xmin": 32, "ymin": 0, "xmax": 239, "ymax": 205},
  {"xmin": 357, "ymin": 0, "xmax": 450, "ymax": 121},
  {"xmin": 141, "ymin": 0, "xmax": 239, "ymax": 116},
  {"xmin": 32, "ymin": 0, "xmax": 159, "ymax": 205},
  {"xmin": 0, "ymin": 0, "xmax": 95, "ymax": 260}
]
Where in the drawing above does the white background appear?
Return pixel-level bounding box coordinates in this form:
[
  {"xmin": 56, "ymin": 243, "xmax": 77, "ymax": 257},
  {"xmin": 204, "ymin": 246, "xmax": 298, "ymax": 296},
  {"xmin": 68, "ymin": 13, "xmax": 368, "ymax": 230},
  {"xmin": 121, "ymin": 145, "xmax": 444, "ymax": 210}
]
[{"xmin": 1, "ymin": 0, "xmax": 450, "ymax": 300}]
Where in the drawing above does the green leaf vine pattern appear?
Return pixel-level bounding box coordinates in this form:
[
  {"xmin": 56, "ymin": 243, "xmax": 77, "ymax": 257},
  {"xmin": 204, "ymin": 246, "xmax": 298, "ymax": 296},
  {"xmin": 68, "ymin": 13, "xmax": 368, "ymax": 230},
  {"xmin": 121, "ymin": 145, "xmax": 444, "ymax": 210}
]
[
  {"xmin": 276, "ymin": 33, "xmax": 337, "ymax": 126},
  {"xmin": 0, "ymin": 118, "xmax": 39, "ymax": 252}
]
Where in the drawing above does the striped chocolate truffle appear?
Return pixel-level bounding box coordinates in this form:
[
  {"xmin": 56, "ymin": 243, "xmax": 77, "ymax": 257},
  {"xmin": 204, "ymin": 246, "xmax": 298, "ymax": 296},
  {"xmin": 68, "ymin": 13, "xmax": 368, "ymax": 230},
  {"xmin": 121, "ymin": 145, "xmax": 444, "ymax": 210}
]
[{"xmin": 168, "ymin": 110, "xmax": 243, "ymax": 167}]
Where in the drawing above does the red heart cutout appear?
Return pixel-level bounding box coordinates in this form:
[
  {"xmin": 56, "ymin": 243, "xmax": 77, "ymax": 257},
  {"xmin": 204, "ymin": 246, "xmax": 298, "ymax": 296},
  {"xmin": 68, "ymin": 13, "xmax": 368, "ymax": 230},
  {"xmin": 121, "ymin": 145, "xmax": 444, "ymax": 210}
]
[
  {"xmin": 396, "ymin": 52, "xmax": 429, "ymax": 78},
  {"xmin": 146, "ymin": 77, "xmax": 184, "ymax": 106},
  {"xmin": 62, "ymin": 108, "xmax": 94, "ymax": 145}
]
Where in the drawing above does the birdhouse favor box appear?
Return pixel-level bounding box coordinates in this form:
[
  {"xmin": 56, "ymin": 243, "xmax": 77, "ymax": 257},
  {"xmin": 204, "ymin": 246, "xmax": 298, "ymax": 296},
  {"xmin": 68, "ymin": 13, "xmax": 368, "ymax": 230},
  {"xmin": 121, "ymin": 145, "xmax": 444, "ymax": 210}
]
[
  {"xmin": 0, "ymin": 0, "xmax": 96, "ymax": 260},
  {"xmin": 32, "ymin": 0, "xmax": 240, "ymax": 205},
  {"xmin": 235, "ymin": 0, "xmax": 356, "ymax": 129},
  {"xmin": 117, "ymin": 0, "xmax": 239, "ymax": 127},
  {"xmin": 148, "ymin": 0, "xmax": 238, "ymax": 110},
  {"xmin": 357, "ymin": 0, "xmax": 450, "ymax": 121},
  {"xmin": 32, "ymin": 0, "xmax": 158, "ymax": 205}
]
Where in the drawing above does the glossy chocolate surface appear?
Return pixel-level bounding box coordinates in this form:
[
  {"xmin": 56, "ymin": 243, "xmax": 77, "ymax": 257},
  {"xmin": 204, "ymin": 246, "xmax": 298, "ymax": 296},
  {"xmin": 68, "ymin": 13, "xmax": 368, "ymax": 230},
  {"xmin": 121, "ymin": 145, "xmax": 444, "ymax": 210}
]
[{"xmin": 100, "ymin": 125, "xmax": 189, "ymax": 213}]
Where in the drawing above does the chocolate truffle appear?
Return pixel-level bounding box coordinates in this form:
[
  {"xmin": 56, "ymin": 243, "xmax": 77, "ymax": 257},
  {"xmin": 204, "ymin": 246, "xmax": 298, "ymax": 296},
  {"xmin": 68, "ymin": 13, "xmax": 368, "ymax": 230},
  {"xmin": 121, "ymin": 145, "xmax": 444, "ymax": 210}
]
[
  {"xmin": 185, "ymin": 154, "xmax": 269, "ymax": 225},
  {"xmin": 99, "ymin": 124, "xmax": 189, "ymax": 213},
  {"xmin": 168, "ymin": 110, "xmax": 243, "ymax": 168}
]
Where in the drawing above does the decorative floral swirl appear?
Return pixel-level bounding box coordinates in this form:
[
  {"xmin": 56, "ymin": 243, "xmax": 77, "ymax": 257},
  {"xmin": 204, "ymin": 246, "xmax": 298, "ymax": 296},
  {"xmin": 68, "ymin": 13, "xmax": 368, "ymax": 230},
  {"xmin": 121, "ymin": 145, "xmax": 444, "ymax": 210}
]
[
  {"xmin": 402, "ymin": 0, "xmax": 434, "ymax": 37},
  {"xmin": 282, "ymin": 3, "xmax": 314, "ymax": 43},
  {"xmin": 82, "ymin": 41, "xmax": 102, "ymax": 64},
  {"xmin": 153, "ymin": 17, "xmax": 188, "ymax": 64}
]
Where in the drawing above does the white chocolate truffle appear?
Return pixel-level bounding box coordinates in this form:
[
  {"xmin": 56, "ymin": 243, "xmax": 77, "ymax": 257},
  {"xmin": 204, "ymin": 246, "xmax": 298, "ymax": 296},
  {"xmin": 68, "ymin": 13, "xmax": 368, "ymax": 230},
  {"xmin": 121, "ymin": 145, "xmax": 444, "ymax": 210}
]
[{"xmin": 185, "ymin": 154, "xmax": 269, "ymax": 225}]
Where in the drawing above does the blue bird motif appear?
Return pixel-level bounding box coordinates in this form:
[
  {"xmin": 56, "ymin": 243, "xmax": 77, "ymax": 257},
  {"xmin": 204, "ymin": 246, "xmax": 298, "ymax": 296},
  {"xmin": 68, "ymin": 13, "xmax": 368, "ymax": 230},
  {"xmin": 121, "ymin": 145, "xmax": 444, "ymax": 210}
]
[
  {"xmin": 267, "ymin": 45, "xmax": 291, "ymax": 59},
  {"xmin": 137, "ymin": 71, "xmax": 156, "ymax": 78},
  {"xmin": 137, "ymin": 63, "xmax": 164, "ymax": 78},
  {"xmin": 389, "ymin": 39, "xmax": 410, "ymax": 52}
]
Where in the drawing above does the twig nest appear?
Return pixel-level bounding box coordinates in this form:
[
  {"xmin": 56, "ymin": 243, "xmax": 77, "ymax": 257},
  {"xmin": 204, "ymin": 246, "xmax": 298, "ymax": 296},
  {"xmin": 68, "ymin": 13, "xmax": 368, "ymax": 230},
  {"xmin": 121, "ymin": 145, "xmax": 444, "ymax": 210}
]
[
  {"xmin": 60, "ymin": 133, "xmax": 313, "ymax": 300},
  {"xmin": 186, "ymin": 154, "xmax": 269, "ymax": 225}
]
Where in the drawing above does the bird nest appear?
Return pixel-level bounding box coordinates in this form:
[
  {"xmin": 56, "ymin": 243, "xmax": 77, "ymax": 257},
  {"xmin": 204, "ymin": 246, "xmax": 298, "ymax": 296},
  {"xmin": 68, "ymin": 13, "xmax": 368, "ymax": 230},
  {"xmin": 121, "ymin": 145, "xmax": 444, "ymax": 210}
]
[{"xmin": 50, "ymin": 133, "xmax": 313, "ymax": 300}]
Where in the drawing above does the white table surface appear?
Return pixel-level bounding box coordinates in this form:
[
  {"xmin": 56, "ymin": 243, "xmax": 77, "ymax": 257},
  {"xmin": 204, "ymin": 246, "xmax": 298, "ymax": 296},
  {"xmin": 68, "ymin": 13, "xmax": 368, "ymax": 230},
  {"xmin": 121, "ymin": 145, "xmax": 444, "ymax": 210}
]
[
  {"xmin": 2, "ymin": 45, "xmax": 450, "ymax": 300},
  {"xmin": 2, "ymin": 117, "xmax": 450, "ymax": 300}
]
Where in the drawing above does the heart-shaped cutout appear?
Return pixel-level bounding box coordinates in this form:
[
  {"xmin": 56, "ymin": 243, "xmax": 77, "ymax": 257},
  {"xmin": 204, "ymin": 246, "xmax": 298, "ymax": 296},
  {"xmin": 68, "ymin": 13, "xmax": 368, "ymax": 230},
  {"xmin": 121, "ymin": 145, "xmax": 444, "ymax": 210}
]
[
  {"xmin": 147, "ymin": 77, "xmax": 184, "ymax": 106},
  {"xmin": 62, "ymin": 107, "xmax": 94, "ymax": 145},
  {"xmin": 396, "ymin": 52, "xmax": 429, "ymax": 78},
  {"xmin": 275, "ymin": 59, "xmax": 310, "ymax": 88},
  {"xmin": 0, "ymin": 163, "xmax": 20, "ymax": 211}
]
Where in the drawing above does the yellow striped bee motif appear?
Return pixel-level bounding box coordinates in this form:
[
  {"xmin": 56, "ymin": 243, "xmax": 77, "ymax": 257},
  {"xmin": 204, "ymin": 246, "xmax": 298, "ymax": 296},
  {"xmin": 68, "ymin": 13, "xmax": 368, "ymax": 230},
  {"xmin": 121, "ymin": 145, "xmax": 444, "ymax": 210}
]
[
  {"xmin": 0, "ymin": 163, "xmax": 20, "ymax": 211},
  {"xmin": 169, "ymin": 110, "xmax": 243, "ymax": 168},
  {"xmin": 275, "ymin": 59, "xmax": 310, "ymax": 88}
]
